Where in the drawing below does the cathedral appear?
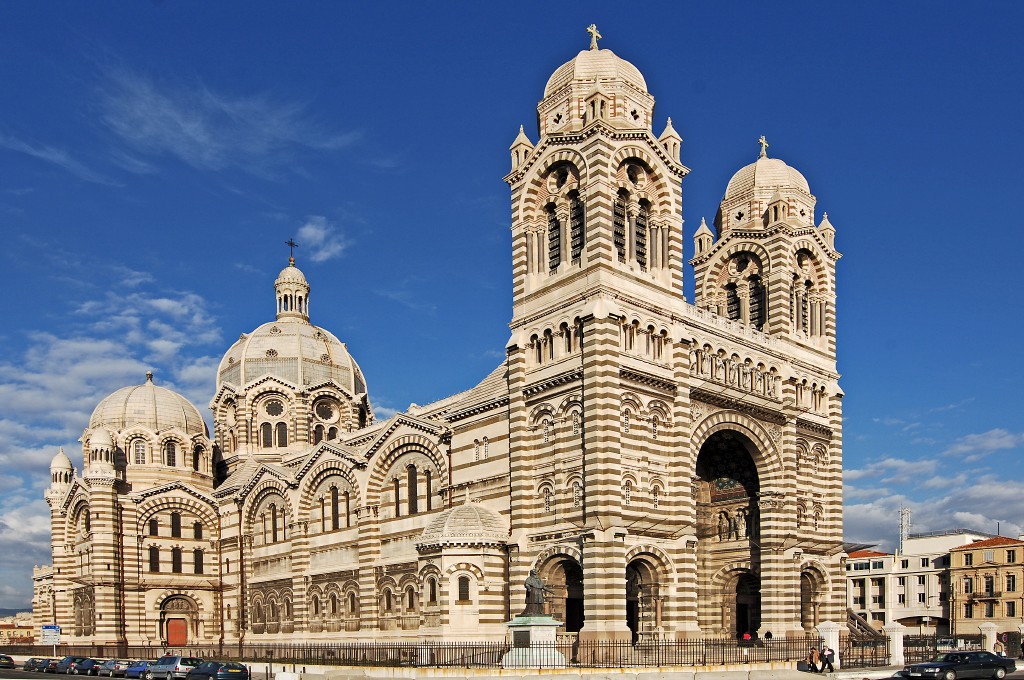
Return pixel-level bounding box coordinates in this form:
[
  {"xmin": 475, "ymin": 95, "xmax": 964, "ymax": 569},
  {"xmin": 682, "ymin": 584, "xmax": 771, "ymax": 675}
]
[{"xmin": 34, "ymin": 28, "xmax": 846, "ymax": 647}]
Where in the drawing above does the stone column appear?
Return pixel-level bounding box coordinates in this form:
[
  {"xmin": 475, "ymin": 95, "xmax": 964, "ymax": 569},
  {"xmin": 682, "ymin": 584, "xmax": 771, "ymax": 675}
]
[
  {"xmin": 816, "ymin": 621, "xmax": 842, "ymax": 670},
  {"xmin": 980, "ymin": 622, "xmax": 998, "ymax": 652},
  {"xmin": 884, "ymin": 623, "xmax": 906, "ymax": 666}
]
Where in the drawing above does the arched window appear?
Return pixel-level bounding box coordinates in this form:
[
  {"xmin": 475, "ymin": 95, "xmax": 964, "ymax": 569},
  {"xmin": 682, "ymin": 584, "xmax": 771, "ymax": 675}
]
[
  {"xmin": 407, "ymin": 464, "xmax": 418, "ymax": 515},
  {"xmin": 726, "ymin": 283, "xmax": 740, "ymax": 321},
  {"xmin": 542, "ymin": 419, "xmax": 550, "ymax": 443},
  {"xmin": 330, "ymin": 487, "xmax": 340, "ymax": 530},
  {"xmin": 383, "ymin": 589, "xmax": 393, "ymax": 612},
  {"xmin": 572, "ymin": 411, "xmax": 580, "ymax": 436},
  {"xmin": 424, "ymin": 470, "xmax": 432, "ymax": 511},
  {"xmin": 532, "ymin": 334, "xmax": 542, "ymax": 365},
  {"xmin": 270, "ymin": 503, "xmax": 279, "ymax": 543},
  {"xmin": 749, "ymin": 276, "xmax": 765, "ymax": 329},
  {"xmin": 483, "ymin": 437, "xmax": 489, "ymax": 457},
  {"xmin": 569, "ymin": 192, "xmax": 585, "ymax": 262},
  {"xmin": 192, "ymin": 446, "xmax": 201, "ymax": 472},
  {"xmin": 329, "ymin": 593, "xmax": 338, "ymax": 616},
  {"xmin": 314, "ymin": 424, "xmax": 324, "ymax": 444},
  {"xmin": 406, "ymin": 586, "xmax": 416, "ymax": 611},
  {"xmin": 613, "ymin": 191, "xmax": 627, "ymax": 262},
  {"xmin": 428, "ymin": 578, "xmax": 437, "ymax": 604},
  {"xmin": 543, "ymin": 488, "xmax": 552, "ymax": 513},
  {"xmin": 164, "ymin": 441, "xmax": 177, "ymax": 466},
  {"xmin": 328, "ymin": 426, "xmax": 338, "ymax": 439},
  {"xmin": 170, "ymin": 512, "xmax": 181, "ymax": 538},
  {"xmin": 474, "ymin": 439, "xmax": 480, "ymax": 461},
  {"xmin": 260, "ymin": 423, "xmax": 273, "ymax": 448},
  {"xmin": 148, "ymin": 545, "xmax": 160, "ymax": 572},
  {"xmin": 624, "ymin": 480, "xmax": 632, "ymax": 506},
  {"xmin": 133, "ymin": 440, "xmax": 146, "ymax": 465},
  {"xmin": 344, "ymin": 490, "xmax": 351, "ymax": 528},
  {"xmin": 275, "ymin": 422, "xmax": 288, "ymax": 447},
  {"xmin": 348, "ymin": 591, "xmax": 357, "ymax": 615},
  {"xmin": 623, "ymin": 410, "xmax": 631, "ymax": 433},
  {"xmin": 393, "ymin": 478, "xmax": 401, "ymax": 517},
  {"xmin": 193, "ymin": 549, "xmax": 204, "ymax": 574},
  {"xmin": 311, "ymin": 596, "xmax": 320, "ymax": 616},
  {"xmin": 457, "ymin": 576, "xmax": 471, "ymax": 603},
  {"xmin": 635, "ymin": 202, "xmax": 649, "ymax": 269},
  {"xmin": 652, "ymin": 486, "xmax": 660, "ymax": 510},
  {"xmin": 572, "ymin": 482, "xmax": 582, "ymax": 508},
  {"xmin": 171, "ymin": 547, "xmax": 182, "ymax": 573},
  {"xmin": 193, "ymin": 522, "xmax": 203, "ymax": 539},
  {"xmin": 652, "ymin": 416, "xmax": 659, "ymax": 440},
  {"xmin": 148, "ymin": 518, "xmax": 158, "ymax": 536},
  {"xmin": 547, "ymin": 205, "xmax": 561, "ymax": 273}
]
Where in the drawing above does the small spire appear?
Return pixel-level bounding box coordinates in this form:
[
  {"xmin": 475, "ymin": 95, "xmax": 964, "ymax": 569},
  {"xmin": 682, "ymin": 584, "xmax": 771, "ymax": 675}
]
[
  {"xmin": 758, "ymin": 135, "xmax": 769, "ymax": 158},
  {"xmin": 695, "ymin": 216, "xmax": 713, "ymax": 236},
  {"xmin": 145, "ymin": 370, "xmax": 153, "ymax": 383},
  {"xmin": 586, "ymin": 24, "xmax": 602, "ymax": 50}
]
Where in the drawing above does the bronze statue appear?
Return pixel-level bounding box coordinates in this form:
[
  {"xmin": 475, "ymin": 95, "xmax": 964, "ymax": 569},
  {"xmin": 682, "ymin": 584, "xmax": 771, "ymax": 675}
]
[{"xmin": 522, "ymin": 569, "xmax": 553, "ymax": 616}]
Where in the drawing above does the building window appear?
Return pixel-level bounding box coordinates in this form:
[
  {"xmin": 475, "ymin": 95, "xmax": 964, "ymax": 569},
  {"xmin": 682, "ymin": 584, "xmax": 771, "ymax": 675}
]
[
  {"xmin": 964, "ymin": 603, "xmax": 973, "ymax": 619},
  {"xmin": 348, "ymin": 592, "xmax": 357, "ymax": 615},
  {"xmin": 133, "ymin": 440, "xmax": 146, "ymax": 465},
  {"xmin": 543, "ymin": 488, "xmax": 552, "ymax": 513},
  {"xmin": 165, "ymin": 441, "xmax": 177, "ymax": 466},
  {"xmin": 547, "ymin": 205, "xmax": 561, "ymax": 273},
  {"xmin": 918, "ymin": 575, "xmax": 926, "ymax": 586},
  {"xmin": 898, "ymin": 577, "xmax": 906, "ymax": 586},
  {"xmin": 624, "ymin": 480, "xmax": 632, "ymax": 505},
  {"xmin": 964, "ymin": 577, "xmax": 974, "ymax": 594},
  {"xmin": 457, "ymin": 576, "xmax": 471, "ymax": 603},
  {"xmin": 918, "ymin": 593, "xmax": 926, "ymax": 603},
  {"xmin": 261, "ymin": 423, "xmax": 273, "ymax": 447},
  {"xmin": 623, "ymin": 410, "xmax": 631, "ymax": 433},
  {"xmin": 383, "ymin": 589, "xmax": 393, "ymax": 613},
  {"xmin": 572, "ymin": 482, "xmax": 582, "ymax": 508},
  {"xmin": 1008, "ymin": 550, "xmax": 1017, "ymax": 564},
  {"xmin": 407, "ymin": 464, "xmax": 418, "ymax": 515},
  {"xmin": 984, "ymin": 576, "xmax": 994, "ymax": 594},
  {"xmin": 901, "ymin": 559, "xmax": 909, "ymax": 569},
  {"xmin": 275, "ymin": 422, "xmax": 288, "ymax": 447},
  {"xmin": 872, "ymin": 560, "xmax": 884, "ymax": 569},
  {"xmin": 898, "ymin": 594, "xmax": 906, "ymax": 604},
  {"xmin": 148, "ymin": 519, "xmax": 158, "ymax": 536},
  {"xmin": 572, "ymin": 412, "xmax": 580, "ymax": 436},
  {"xmin": 393, "ymin": 478, "xmax": 401, "ymax": 516},
  {"xmin": 171, "ymin": 547, "xmax": 182, "ymax": 573},
  {"xmin": 425, "ymin": 470, "xmax": 432, "ymax": 510},
  {"xmin": 964, "ymin": 553, "xmax": 974, "ymax": 566},
  {"xmin": 193, "ymin": 549, "xmax": 204, "ymax": 574},
  {"xmin": 651, "ymin": 416, "xmax": 658, "ymax": 440},
  {"xmin": 569, "ymin": 193, "xmax": 585, "ymax": 261},
  {"xmin": 474, "ymin": 440, "xmax": 480, "ymax": 461},
  {"xmin": 853, "ymin": 562, "xmax": 869, "ymax": 571},
  {"xmin": 542, "ymin": 419, "xmax": 550, "ymax": 443},
  {"xmin": 148, "ymin": 546, "xmax": 160, "ymax": 572},
  {"xmin": 985, "ymin": 602, "xmax": 995, "ymax": 618},
  {"xmin": 193, "ymin": 522, "xmax": 203, "ymax": 540},
  {"xmin": 170, "ymin": 512, "xmax": 181, "ymax": 538},
  {"xmin": 1009, "ymin": 601, "xmax": 1017, "ymax": 617},
  {"xmin": 483, "ymin": 437, "xmax": 489, "ymax": 457},
  {"xmin": 921, "ymin": 557, "xmax": 930, "ymax": 568},
  {"xmin": 1007, "ymin": 574, "xmax": 1016, "ymax": 592},
  {"xmin": 652, "ymin": 486, "xmax": 660, "ymax": 509},
  {"xmin": 331, "ymin": 487, "xmax": 340, "ymax": 530},
  {"xmin": 428, "ymin": 578, "xmax": 437, "ymax": 604}
]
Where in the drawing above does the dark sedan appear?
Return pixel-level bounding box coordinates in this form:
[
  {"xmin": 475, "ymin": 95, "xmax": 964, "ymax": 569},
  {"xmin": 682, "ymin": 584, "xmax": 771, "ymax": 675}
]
[
  {"xmin": 185, "ymin": 662, "xmax": 250, "ymax": 680},
  {"xmin": 902, "ymin": 651, "xmax": 1016, "ymax": 680},
  {"xmin": 24, "ymin": 658, "xmax": 53, "ymax": 672},
  {"xmin": 0, "ymin": 656, "xmax": 15, "ymax": 669},
  {"xmin": 124, "ymin": 662, "xmax": 152, "ymax": 680},
  {"xmin": 74, "ymin": 659, "xmax": 105, "ymax": 676}
]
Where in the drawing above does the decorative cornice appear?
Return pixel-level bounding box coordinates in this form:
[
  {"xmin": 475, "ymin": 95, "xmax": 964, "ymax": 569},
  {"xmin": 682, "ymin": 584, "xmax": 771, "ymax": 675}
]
[
  {"xmin": 444, "ymin": 396, "xmax": 510, "ymax": 423},
  {"xmin": 796, "ymin": 418, "xmax": 833, "ymax": 439},
  {"xmin": 360, "ymin": 414, "xmax": 451, "ymax": 460},
  {"xmin": 135, "ymin": 480, "xmax": 217, "ymax": 506},
  {"xmin": 293, "ymin": 443, "xmax": 367, "ymax": 483},
  {"xmin": 523, "ymin": 369, "xmax": 582, "ymax": 398},
  {"xmin": 690, "ymin": 388, "xmax": 787, "ymax": 425},
  {"xmin": 620, "ymin": 368, "xmax": 676, "ymax": 394}
]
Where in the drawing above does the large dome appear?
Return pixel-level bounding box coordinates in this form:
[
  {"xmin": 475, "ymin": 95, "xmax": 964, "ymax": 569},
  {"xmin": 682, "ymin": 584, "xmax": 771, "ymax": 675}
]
[
  {"xmin": 724, "ymin": 155, "xmax": 811, "ymax": 201},
  {"xmin": 217, "ymin": 319, "xmax": 367, "ymax": 395},
  {"xmin": 90, "ymin": 372, "xmax": 207, "ymax": 436},
  {"xmin": 418, "ymin": 503, "xmax": 509, "ymax": 547},
  {"xmin": 544, "ymin": 48, "xmax": 647, "ymax": 98}
]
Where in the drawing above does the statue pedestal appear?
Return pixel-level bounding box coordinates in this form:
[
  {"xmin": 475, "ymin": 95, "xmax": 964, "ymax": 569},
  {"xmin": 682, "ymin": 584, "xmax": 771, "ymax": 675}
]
[{"xmin": 501, "ymin": 615, "xmax": 567, "ymax": 668}]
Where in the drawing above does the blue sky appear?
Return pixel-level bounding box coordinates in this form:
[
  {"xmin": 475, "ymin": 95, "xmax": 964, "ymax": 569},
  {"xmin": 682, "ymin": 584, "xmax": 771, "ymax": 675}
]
[{"xmin": 1, "ymin": 1, "xmax": 1022, "ymax": 609}]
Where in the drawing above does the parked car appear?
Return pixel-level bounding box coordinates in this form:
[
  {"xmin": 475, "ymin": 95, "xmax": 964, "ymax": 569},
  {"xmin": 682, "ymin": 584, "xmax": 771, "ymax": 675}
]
[
  {"xmin": 146, "ymin": 656, "xmax": 203, "ymax": 680},
  {"xmin": 24, "ymin": 658, "xmax": 50, "ymax": 671},
  {"xmin": 0, "ymin": 655, "xmax": 16, "ymax": 669},
  {"xmin": 902, "ymin": 651, "xmax": 1017, "ymax": 680},
  {"xmin": 56, "ymin": 657, "xmax": 90, "ymax": 674},
  {"xmin": 125, "ymin": 661, "xmax": 152, "ymax": 680},
  {"xmin": 185, "ymin": 662, "xmax": 250, "ymax": 680},
  {"xmin": 44, "ymin": 659, "xmax": 61, "ymax": 673},
  {"xmin": 98, "ymin": 660, "xmax": 132, "ymax": 677},
  {"xmin": 74, "ymin": 659, "xmax": 105, "ymax": 676}
]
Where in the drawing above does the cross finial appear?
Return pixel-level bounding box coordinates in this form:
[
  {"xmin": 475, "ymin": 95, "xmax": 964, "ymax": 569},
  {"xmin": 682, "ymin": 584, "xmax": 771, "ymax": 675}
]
[
  {"xmin": 285, "ymin": 238, "xmax": 299, "ymax": 265},
  {"xmin": 586, "ymin": 24, "xmax": 602, "ymax": 50},
  {"xmin": 758, "ymin": 135, "xmax": 769, "ymax": 158}
]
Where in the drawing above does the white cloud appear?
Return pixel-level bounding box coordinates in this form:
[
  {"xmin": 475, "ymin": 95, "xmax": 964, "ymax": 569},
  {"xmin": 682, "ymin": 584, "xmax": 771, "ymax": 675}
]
[
  {"xmin": 942, "ymin": 428, "xmax": 1024, "ymax": 461},
  {"xmin": 99, "ymin": 69, "xmax": 360, "ymax": 175},
  {"xmin": 0, "ymin": 134, "xmax": 122, "ymax": 186},
  {"xmin": 843, "ymin": 457, "xmax": 937, "ymax": 485},
  {"xmin": 296, "ymin": 216, "xmax": 347, "ymax": 263}
]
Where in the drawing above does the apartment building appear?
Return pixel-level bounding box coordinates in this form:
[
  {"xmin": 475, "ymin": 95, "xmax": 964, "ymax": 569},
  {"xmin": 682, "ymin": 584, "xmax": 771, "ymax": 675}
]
[{"xmin": 949, "ymin": 535, "xmax": 1024, "ymax": 635}]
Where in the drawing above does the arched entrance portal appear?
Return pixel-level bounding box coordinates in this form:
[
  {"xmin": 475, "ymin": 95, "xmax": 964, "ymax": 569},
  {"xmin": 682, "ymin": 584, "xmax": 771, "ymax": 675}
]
[
  {"xmin": 539, "ymin": 557, "xmax": 584, "ymax": 632},
  {"xmin": 626, "ymin": 559, "xmax": 661, "ymax": 643},
  {"xmin": 800, "ymin": 569, "xmax": 824, "ymax": 631},
  {"xmin": 695, "ymin": 429, "xmax": 762, "ymax": 634},
  {"xmin": 160, "ymin": 595, "xmax": 198, "ymax": 646}
]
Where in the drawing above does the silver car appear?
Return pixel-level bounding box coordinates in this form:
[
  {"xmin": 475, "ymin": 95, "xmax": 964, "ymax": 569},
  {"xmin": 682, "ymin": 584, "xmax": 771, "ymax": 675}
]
[{"xmin": 145, "ymin": 657, "xmax": 203, "ymax": 680}]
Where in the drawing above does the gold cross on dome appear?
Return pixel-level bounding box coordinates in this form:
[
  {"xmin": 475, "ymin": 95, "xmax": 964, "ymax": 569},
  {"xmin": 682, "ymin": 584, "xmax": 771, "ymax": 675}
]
[
  {"xmin": 587, "ymin": 24, "xmax": 602, "ymax": 50},
  {"xmin": 758, "ymin": 135, "xmax": 769, "ymax": 158}
]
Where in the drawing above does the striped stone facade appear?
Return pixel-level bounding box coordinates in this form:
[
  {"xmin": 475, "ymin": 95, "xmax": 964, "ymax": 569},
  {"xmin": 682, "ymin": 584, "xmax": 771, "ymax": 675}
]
[{"xmin": 36, "ymin": 31, "xmax": 845, "ymax": 647}]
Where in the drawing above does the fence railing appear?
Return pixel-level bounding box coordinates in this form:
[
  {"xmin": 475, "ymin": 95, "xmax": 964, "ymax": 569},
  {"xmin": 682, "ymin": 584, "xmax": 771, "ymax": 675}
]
[
  {"xmin": 839, "ymin": 634, "xmax": 890, "ymax": 668},
  {"xmin": 904, "ymin": 634, "xmax": 985, "ymax": 664},
  {"xmin": 4, "ymin": 636, "xmax": 821, "ymax": 669}
]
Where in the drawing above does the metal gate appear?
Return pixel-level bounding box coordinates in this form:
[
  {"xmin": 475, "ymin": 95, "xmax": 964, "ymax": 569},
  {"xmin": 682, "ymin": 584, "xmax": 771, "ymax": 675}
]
[{"xmin": 840, "ymin": 634, "xmax": 890, "ymax": 668}]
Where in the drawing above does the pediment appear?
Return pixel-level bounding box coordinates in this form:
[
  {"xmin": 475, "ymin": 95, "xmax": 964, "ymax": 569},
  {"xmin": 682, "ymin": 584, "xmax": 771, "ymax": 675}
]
[
  {"xmin": 293, "ymin": 442, "xmax": 367, "ymax": 483},
  {"xmin": 353, "ymin": 413, "xmax": 452, "ymax": 460},
  {"xmin": 134, "ymin": 480, "xmax": 216, "ymax": 506}
]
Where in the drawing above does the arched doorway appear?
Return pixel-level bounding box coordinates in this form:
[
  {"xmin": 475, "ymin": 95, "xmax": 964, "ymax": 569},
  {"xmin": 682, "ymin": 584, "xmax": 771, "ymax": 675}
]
[
  {"xmin": 539, "ymin": 557, "xmax": 584, "ymax": 633},
  {"xmin": 695, "ymin": 429, "xmax": 762, "ymax": 633},
  {"xmin": 161, "ymin": 596, "xmax": 198, "ymax": 646},
  {"xmin": 626, "ymin": 559, "xmax": 660, "ymax": 643},
  {"xmin": 800, "ymin": 569, "xmax": 825, "ymax": 631}
]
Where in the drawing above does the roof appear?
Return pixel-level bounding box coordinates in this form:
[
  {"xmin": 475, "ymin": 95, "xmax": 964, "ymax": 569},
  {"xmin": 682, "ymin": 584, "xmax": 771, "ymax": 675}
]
[
  {"xmin": 847, "ymin": 550, "xmax": 890, "ymax": 558},
  {"xmin": 724, "ymin": 155, "xmax": 810, "ymax": 200},
  {"xmin": 89, "ymin": 373, "xmax": 207, "ymax": 437},
  {"xmin": 544, "ymin": 48, "xmax": 647, "ymax": 98},
  {"xmin": 950, "ymin": 536, "xmax": 1024, "ymax": 550}
]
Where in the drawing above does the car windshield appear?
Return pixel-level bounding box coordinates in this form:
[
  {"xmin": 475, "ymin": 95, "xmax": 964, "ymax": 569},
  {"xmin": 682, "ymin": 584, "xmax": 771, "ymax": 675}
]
[
  {"xmin": 183, "ymin": 658, "xmax": 203, "ymax": 666},
  {"xmin": 935, "ymin": 654, "xmax": 962, "ymax": 663}
]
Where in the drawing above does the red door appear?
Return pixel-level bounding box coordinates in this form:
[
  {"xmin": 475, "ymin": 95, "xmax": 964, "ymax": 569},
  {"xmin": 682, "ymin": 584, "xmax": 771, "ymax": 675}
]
[{"xmin": 166, "ymin": 618, "xmax": 188, "ymax": 646}]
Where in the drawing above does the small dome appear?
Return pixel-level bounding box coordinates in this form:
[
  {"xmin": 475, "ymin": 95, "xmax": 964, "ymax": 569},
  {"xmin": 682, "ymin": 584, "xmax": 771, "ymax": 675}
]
[
  {"xmin": 50, "ymin": 447, "xmax": 73, "ymax": 472},
  {"xmin": 90, "ymin": 428, "xmax": 113, "ymax": 450},
  {"xmin": 418, "ymin": 503, "xmax": 509, "ymax": 546},
  {"xmin": 544, "ymin": 48, "xmax": 647, "ymax": 99},
  {"xmin": 276, "ymin": 262, "xmax": 308, "ymax": 287},
  {"xmin": 90, "ymin": 373, "xmax": 207, "ymax": 437},
  {"xmin": 724, "ymin": 155, "xmax": 810, "ymax": 201}
]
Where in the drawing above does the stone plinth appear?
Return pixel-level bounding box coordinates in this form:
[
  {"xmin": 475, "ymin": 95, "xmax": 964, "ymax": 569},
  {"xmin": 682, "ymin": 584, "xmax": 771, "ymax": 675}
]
[{"xmin": 501, "ymin": 615, "xmax": 567, "ymax": 668}]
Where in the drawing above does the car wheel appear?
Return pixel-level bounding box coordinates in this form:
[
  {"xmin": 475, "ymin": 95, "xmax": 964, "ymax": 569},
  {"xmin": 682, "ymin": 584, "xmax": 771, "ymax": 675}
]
[
  {"xmin": 994, "ymin": 669, "xmax": 1006, "ymax": 679},
  {"xmin": 144, "ymin": 673, "xmax": 152, "ymax": 680},
  {"xmin": 943, "ymin": 672, "xmax": 956, "ymax": 680},
  {"xmin": 167, "ymin": 673, "xmax": 173, "ymax": 680}
]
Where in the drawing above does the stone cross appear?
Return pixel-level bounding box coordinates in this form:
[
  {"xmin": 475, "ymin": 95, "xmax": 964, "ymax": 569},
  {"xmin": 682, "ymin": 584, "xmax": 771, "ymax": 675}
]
[
  {"xmin": 758, "ymin": 135, "xmax": 769, "ymax": 158},
  {"xmin": 587, "ymin": 24, "xmax": 602, "ymax": 50}
]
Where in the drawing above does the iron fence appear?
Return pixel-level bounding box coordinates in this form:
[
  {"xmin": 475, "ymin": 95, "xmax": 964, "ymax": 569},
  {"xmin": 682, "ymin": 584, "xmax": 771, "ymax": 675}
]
[
  {"xmin": 4, "ymin": 635, "xmax": 821, "ymax": 669},
  {"xmin": 903, "ymin": 634, "xmax": 986, "ymax": 664},
  {"xmin": 839, "ymin": 634, "xmax": 890, "ymax": 668}
]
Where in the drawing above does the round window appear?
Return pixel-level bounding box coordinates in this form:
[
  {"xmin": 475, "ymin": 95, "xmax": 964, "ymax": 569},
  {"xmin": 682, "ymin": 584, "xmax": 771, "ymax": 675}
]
[
  {"xmin": 265, "ymin": 400, "xmax": 284, "ymax": 417},
  {"xmin": 315, "ymin": 400, "xmax": 337, "ymax": 423}
]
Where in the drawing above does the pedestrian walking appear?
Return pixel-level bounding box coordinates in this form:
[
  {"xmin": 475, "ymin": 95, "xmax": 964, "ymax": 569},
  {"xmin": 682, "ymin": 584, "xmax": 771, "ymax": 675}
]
[{"xmin": 820, "ymin": 645, "xmax": 835, "ymax": 673}]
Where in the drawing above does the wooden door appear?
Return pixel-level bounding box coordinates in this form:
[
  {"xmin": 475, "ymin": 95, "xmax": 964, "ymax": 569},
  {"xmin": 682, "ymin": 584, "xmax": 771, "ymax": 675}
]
[{"xmin": 167, "ymin": 618, "xmax": 188, "ymax": 646}]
